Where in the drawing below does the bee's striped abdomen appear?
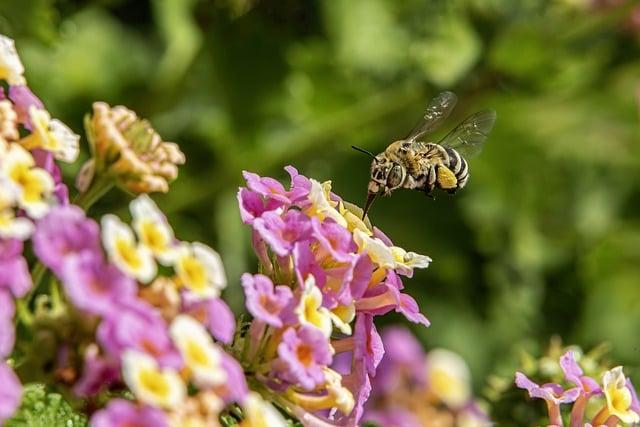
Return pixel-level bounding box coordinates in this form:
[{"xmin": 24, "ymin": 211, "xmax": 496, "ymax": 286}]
[{"xmin": 445, "ymin": 147, "xmax": 469, "ymax": 190}]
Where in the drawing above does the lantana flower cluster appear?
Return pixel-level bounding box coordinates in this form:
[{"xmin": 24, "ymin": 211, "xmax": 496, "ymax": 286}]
[
  {"xmin": 0, "ymin": 33, "xmax": 80, "ymax": 424},
  {"xmin": 363, "ymin": 327, "xmax": 489, "ymax": 427},
  {"xmin": 236, "ymin": 169, "xmax": 432, "ymax": 425},
  {"xmin": 515, "ymin": 349, "xmax": 640, "ymax": 426},
  {"xmin": 0, "ymin": 33, "xmax": 440, "ymax": 427}
]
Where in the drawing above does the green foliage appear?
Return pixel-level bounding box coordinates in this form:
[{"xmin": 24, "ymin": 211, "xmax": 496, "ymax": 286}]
[
  {"xmin": 1, "ymin": 1, "xmax": 639, "ymax": 424},
  {"xmin": 6, "ymin": 384, "xmax": 87, "ymax": 427}
]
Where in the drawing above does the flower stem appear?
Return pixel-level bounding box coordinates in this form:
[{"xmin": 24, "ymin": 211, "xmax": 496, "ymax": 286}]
[
  {"xmin": 73, "ymin": 174, "xmax": 114, "ymax": 212},
  {"xmin": 15, "ymin": 298, "xmax": 33, "ymax": 326}
]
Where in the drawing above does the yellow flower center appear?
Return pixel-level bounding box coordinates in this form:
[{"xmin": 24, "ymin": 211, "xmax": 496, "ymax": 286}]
[
  {"xmin": 0, "ymin": 211, "xmax": 13, "ymax": 228},
  {"xmin": 9, "ymin": 165, "xmax": 43, "ymax": 203},
  {"xmin": 430, "ymin": 370, "xmax": 465, "ymax": 402},
  {"xmin": 116, "ymin": 238, "xmax": 142, "ymax": 269},
  {"xmin": 609, "ymin": 385, "xmax": 632, "ymax": 413},
  {"xmin": 185, "ymin": 339, "xmax": 210, "ymax": 367},
  {"xmin": 180, "ymin": 256, "xmax": 207, "ymax": 291},
  {"xmin": 141, "ymin": 221, "xmax": 166, "ymax": 252},
  {"xmin": 139, "ymin": 368, "xmax": 170, "ymax": 398},
  {"xmin": 304, "ymin": 295, "xmax": 321, "ymax": 325}
]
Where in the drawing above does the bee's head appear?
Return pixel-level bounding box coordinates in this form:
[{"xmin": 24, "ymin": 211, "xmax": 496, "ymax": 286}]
[
  {"xmin": 369, "ymin": 156, "xmax": 406, "ymax": 196},
  {"xmin": 352, "ymin": 145, "xmax": 405, "ymax": 218}
]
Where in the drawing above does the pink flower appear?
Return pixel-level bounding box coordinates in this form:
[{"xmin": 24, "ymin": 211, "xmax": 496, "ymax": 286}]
[
  {"xmin": 31, "ymin": 149, "xmax": 68, "ymax": 204},
  {"xmin": 311, "ymin": 217, "xmax": 357, "ymax": 263},
  {"xmin": 0, "ymin": 238, "xmax": 31, "ymax": 298},
  {"xmin": 0, "ymin": 361, "xmax": 22, "ymax": 424},
  {"xmin": 354, "ymin": 314, "xmax": 384, "ymax": 377},
  {"xmin": 0, "ymin": 290, "xmax": 15, "ymax": 358},
  {"xmin": 61, "ymin": 252, "xmax": 136, "ymax": 316},
  {"xmin": 276, "ymin": 326, "xmax": 333, "ymax": 391},
  {"xmin": 284, "ymin": 165, "xmax": 311, "ymax": 203},
  {"xmin": 243, "ymin": 171, "xmax": 291, "ymax": 204},
  {"xmin": 219, "ymin": 351, "xmax": 249, "ymax": 404},
  {"xmin": 97, "ymin": 299, "xmax": 181, "ymax": 369},
  {"xmin": 73, "ymin": 345, "xmax": 120, "ymax": 397},
  {"xmin": 33, "ymin": 205, "xmax": 101, "ymax": 276},
  {"xmin": 559, "ymin": 350, "xmax": 600, "ymax": 396},
  {"xmin": 7, "ymin": 85, "xmax": 43, "ymax": 129},
  {"xmin": 242, "ymin": 273, "xmax": 293, "ymax": 327},
  {"xmin": 182, "ymin": 296, "xmax": 236, "ymax": 344},
  {"xmin": 237, "ymin": 188, "xmax": 282, "ymax": 225},
  {"xmin": 515, "ymin": 371, "xmax": 580, "ymax": 425},
  {"xmin": 90, "ymin": 399, "xmax": 168, "ymax": 427},
  {"xmin": 253, "ymin": 210, "xmax": 312, "ymax": 257},
  {"xmin": 396, "ymin": 293, "xmax": 430, "ymax": 327}
]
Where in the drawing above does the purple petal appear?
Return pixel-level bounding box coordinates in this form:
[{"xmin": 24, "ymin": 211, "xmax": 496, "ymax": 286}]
[
  {"xmin": 242, "ymin": 273, "xmax": 293, "ymax": 328},
  {"xmin": 276, "ymin": 326, "xmax": 333, "ymax": 391},
  {"xmin": 8, "ymin": 85, "xmax": 43, "ymax": 130},
  {"xmin": 33, "ymin": 205, "xmax": 101, "ymax": 276},
  {"xmin": 61, "ymin": 251, "xmax": 136, "ymax": 316},
  {"xmin": 354, "ymin": 314, "xmax": 385, "ymax": 377},
  {"xmin": 219, "ymin": 351, "xmax": 249, "ymax": 404},
  {"xmin": 0, "ymin": 362, "xmax": 22, "ymax": 424},
  {"xmin": 0, "ymin": 239, "xmax": 31, "ymax": 298},
  {"xmin": 90, "ymin": 399, "xmax": 168, "ymax": 427},
  {"xmin": 73, "ymin": 345, "xmax": 120, "ymax": 397},
  {"xmin": 0, "ymin": 291, "xmax": 15, "ymax": 358},
  {"xmin": 395, "ymin": 293, "xmax": 430, "ymax": 327}
]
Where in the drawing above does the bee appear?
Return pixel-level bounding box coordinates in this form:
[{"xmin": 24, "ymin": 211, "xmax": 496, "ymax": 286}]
[{"xmin": 353, "ymin": 91, "xmax": 496, "ymax": 217}]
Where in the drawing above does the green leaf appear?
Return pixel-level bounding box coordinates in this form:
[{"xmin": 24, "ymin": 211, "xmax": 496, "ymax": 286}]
[{"xmin": 6, "ymin": 384, "xmax": 87, "ymax": 427}]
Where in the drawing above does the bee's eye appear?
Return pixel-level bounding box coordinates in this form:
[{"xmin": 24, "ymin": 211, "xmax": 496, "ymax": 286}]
[{"xmin": 387, "ymin": 165, "xmax": 404, "ymax": 188}]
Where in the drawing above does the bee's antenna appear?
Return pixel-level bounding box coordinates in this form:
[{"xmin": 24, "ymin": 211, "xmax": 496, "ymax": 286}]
[{"xmin": 351, "ymin": 145, "xmax": 376, "ymax": 159}]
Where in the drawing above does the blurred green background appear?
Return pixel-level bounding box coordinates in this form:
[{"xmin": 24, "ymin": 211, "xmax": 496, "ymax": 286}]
[{"xmin": 1, "ymin": 0, "xmax": 639, "ymax": 423}]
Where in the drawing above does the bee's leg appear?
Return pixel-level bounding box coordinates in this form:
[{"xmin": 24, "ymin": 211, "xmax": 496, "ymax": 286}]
[
  {"xmin": 447, "ymin": 187, "xmax": 457, "ymax": 195},
  {"xmin": 425, "ymin": 190, "xmax": 435, "ymax": 199}
]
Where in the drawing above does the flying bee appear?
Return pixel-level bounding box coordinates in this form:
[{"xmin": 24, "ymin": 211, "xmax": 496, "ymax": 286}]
[{"xmin": 353, "ymin": 91, "xmax": 496, "ymax": 218}]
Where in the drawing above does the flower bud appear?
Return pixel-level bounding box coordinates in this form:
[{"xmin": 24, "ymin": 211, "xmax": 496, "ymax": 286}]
[{"xmin": 80, "ymin": 102, "xmax": 185, "ymax": 194}]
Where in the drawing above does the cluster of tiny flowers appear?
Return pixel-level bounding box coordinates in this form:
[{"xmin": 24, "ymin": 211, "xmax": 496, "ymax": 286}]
[
  {"xmin": 35, "ymin": 197, "xmax": 252, "ymax": 426},
  {"xmin": 0, "ymin": 34, "xmax": 283, "ymax": 426},
  {"xmin": 515, "ymin": 349, "xmax": 640, "ymax": 426},
  {"xmin": 236, "ymin": 168, "xmax": 432, "ymax": 425},
  {"xmin": 362, "ymin": 327, "xmax": 489, "ymax": 427},
  {"xmin": 0, "ymin": 33, "xmax": 80, "ymax": 425}
]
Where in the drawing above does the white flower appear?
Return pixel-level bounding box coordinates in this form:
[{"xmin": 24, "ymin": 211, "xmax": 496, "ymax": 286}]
[
  {"xmin": 353, "ymin": 229, "xmax": 395, "ymax": 268},
  {"xmin": 0, "ymin": 205, "xmax": 33, "ymax": 241},
  {"xmin": 174, "ymin": 242, "xmax": 226, "ymax": 299},
  {"xmin": 101, "ymin": 214, "xmax": 156, "ymax": 282},
  {"xmin": 306, "ymin": 179, "xmax": 348, "ymax": 228},
  {"xmin": 1, "ymin": 142, "xmax": 54, "ymax": 218},
  {"xmin": 0, "ymin": 35, "xmax": 25, "ymax": 85},
  {"xmin": 242, "ymin": 393, "xmax": 287, "ymax": 427},
  {"xmin": 295, "ymin": 276, "xmax": 333, "ymax": 338},
  {"xmin": 130, "ymin": 195, "xmax": 177, "ymax": 264},
  {"xmin": 426, "ymin": 348, "xmax": 471, "ymax": 409},
  {"xmin": 603, "ymin": 366, "xmax": 640, "ymax": 424},
  {"xmin": 353, "ymin": 229, "xmax": 431, "ymax": 275},
  {"xmin": 122, "ymin": 350, "xmax": 186, "ymax": 409},
  {"xmin": 19, "ymin": 107, "xmax": 80, "ymax": 163},
  {"xmin": 389, "ymin": 246, "xmax": 432, "ymax": 276},
  {"xmin": 169, "ymin": 315, "xmax": 226, "ymax": 387}
]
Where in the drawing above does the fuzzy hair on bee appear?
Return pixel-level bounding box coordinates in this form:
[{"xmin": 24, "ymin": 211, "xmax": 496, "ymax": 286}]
[{"xmin": 354, "ymin": 92, "xmax": 496, "ymax": 218}]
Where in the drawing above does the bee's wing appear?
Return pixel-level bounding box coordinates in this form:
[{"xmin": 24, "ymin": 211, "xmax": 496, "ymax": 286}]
[
  {"xmin": 405, "ymin": 91, "xmax": 458, "ymax": 143},
  {"xmin": 437, "ymin": 109, "xmax": 496, "ymax": 157}
]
